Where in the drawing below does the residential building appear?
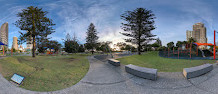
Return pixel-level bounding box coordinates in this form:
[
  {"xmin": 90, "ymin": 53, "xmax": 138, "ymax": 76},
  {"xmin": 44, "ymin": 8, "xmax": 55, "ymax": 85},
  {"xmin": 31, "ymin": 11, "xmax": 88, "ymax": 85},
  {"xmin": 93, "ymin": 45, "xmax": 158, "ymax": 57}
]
[
  {"xmin": 12, "ymin": 37, "xmax": 18, "ymax": 50},
  {"xmin": 192, "ymin": 23, "xmax": 207, "ymax": 49},
  {"xmin": 0, "ymin": 22, "xmax": 8, "ymax": 49},
  {"xmin": 186, "ymin": 23, "xmax": 207, "ymax": 49},
  {"xmin": 186, "ymin": 30, "xmax": 192, "ymax": 41}
]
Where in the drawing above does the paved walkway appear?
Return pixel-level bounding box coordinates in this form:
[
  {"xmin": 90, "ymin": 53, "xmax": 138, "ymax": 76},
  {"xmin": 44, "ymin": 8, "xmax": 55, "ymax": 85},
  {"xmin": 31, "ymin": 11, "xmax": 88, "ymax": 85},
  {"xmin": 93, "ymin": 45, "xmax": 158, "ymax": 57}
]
[{"xmin": 0, "ymin": 54, "xmax": 218, "ymax": 94}]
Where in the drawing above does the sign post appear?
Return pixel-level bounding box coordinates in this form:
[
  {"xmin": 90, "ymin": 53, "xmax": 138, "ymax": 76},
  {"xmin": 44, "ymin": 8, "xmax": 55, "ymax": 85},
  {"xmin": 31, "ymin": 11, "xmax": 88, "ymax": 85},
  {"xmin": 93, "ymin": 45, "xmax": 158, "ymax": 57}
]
[{"xmin": 11, "ymin": 73, "xmax": 25, "ymax": 85}]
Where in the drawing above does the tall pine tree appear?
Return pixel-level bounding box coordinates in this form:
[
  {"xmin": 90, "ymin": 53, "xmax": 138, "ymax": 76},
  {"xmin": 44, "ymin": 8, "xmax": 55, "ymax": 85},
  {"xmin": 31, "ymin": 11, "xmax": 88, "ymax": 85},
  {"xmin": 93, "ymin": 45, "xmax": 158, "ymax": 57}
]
[
  {"xmin": 14, "ymin": 6, "xmax": 55, "ymax": 57},
  {"xmin": 121, "ymin": 8, "xmax": 156, "ymax": 55},
  {"xmin": 86, "ymin": 23, "xmax": 99, "ymax": 54},
  {"xmin": 64, "ymin": 33, "xmax": 79, "ymax": 53}
]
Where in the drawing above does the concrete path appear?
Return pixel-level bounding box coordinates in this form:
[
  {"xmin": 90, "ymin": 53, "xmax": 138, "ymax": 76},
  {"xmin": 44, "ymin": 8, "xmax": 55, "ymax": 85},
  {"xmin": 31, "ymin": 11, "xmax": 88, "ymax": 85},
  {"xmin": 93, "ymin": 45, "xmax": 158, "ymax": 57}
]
[{"xmin": 0, "ymin": 54, "xmax": 218, "ymax": 94}]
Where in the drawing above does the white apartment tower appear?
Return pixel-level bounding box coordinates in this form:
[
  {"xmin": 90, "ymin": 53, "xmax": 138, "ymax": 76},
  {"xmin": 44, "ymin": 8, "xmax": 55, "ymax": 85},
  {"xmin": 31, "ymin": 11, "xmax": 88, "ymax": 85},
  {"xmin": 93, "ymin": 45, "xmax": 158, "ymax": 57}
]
[
  {"xmin": 12, "ymin": 37, "xmax": 18, "ymax": 50},
  {"xmin": 186, "ymin": 23, "xmax": 207, "ymax": 49},
  {"xmin": 186, "ymin": 30, "xmax": 192, "ymax": 41},
  {"xmin": 0, "ymin": 22, "xmax": 8, "ymax": 49}
]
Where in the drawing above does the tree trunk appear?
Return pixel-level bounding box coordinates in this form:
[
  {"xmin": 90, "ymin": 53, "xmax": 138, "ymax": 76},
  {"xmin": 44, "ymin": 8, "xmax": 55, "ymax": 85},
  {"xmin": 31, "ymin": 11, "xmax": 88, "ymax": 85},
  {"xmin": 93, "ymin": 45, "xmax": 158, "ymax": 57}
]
[
  {"xmin": 32, "ymin": 12, "xmax": 36, "ymax": 57},
  {"xmin": 91, "ymin": 48, "xmax": 94, "ymax": 54},
  {"xmin": 138, "ymin": 30, "xmax": 141, "ymax": 55},
  {"xmin": 138, "ymin": 44, "xmax": 141, "ymax": 55},
  {"xmin": 138, "ymin": 21, "xmax": 142, "ymax": 55},
  {"xmin": 32, "ymin": 36, "xmax": 36, "ymax": 57}
]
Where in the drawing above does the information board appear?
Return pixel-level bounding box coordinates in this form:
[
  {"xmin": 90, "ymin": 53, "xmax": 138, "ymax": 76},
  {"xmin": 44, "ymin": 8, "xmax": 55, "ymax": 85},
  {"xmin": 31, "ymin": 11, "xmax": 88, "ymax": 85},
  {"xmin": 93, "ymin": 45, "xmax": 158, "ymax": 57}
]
[{"xmin": 11, "ymin": 74, "xmax": 25, "ymax": 85}]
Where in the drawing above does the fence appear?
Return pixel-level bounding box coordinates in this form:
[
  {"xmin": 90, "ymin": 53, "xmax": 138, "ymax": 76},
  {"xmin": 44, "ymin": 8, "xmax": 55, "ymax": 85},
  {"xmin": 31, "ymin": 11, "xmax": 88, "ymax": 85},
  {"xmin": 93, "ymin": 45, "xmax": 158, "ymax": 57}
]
[{"xmin": 159, "ymin": 48, "xmax": 214, "ymax": 60}]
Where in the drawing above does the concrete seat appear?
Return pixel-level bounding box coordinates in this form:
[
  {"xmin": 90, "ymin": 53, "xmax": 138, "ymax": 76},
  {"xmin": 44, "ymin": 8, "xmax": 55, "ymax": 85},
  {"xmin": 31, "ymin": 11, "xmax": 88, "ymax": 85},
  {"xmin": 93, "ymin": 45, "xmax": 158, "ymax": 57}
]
[
  {"xmin": 108, "ymin": 59, "xmax": 120, "ymax": 66},
  {"xmin": 125, "ymin": 64, "xmax": 157, "ymax": 80},
  {"xmin": 183, "ymin": 63, "xmax": 213, "ymax": 79}
]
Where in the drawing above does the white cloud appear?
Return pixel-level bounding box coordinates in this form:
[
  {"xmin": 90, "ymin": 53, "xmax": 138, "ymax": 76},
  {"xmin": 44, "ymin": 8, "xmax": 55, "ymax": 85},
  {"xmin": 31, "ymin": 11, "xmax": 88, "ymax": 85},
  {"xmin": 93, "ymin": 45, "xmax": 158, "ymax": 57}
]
[{"xmin": 44, "ymin": 0, "xmax": 121, "ymax": 44}]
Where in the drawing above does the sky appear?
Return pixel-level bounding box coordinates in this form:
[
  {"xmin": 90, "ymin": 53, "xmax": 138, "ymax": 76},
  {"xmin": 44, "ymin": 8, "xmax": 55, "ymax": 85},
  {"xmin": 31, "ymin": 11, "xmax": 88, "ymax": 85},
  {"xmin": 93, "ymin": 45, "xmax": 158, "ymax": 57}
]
[{"xmin": 0, "ymin": 0, "xmax": 218, "ymax": 48}]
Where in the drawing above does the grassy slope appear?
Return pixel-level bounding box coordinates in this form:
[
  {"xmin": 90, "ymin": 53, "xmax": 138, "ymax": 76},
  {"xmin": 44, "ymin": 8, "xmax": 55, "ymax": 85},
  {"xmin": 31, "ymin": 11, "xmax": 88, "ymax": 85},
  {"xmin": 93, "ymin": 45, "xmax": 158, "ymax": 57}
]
[
  {"xmin": 117, "ymin": 51, "xmax": 216, "ymax": 72},
  {"xmin": 0, "ymin": 54, "xmax": 89, "ymax": 91}
]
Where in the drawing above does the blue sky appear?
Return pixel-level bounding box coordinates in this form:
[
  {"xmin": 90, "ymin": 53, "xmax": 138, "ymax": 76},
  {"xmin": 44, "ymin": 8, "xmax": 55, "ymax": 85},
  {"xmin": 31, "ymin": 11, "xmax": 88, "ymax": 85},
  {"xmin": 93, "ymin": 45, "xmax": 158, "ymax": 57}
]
[{"xmin": 0, "ymin": 0, "xmax": 217, "ymax": 48}]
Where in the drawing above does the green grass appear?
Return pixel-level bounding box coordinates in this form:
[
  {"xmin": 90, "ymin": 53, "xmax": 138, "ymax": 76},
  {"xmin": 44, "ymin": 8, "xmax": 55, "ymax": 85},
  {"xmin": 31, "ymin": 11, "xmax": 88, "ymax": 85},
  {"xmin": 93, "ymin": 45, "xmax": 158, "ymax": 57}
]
[
  {"xmin": 117, "ymin": 51, "xmax": 216, "ymax": 72},
  {"xmin": 0, "ymin": 54, "xmax": 90, "ymax": 91}
]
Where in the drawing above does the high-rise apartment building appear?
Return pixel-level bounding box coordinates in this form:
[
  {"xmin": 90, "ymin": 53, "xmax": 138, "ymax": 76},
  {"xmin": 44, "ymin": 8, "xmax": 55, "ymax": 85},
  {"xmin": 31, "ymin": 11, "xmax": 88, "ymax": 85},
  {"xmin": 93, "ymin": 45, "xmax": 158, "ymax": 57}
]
[
  {"xmin": 0, "ymin": 22, "xmax": 8, "ymax": 49},
  {"xmin": 12, "ymin": 37, "xmax": 18, "ymax": 50},
  {"xmin": 186, "ymin": 23, "xmax": 207, "ymax": 49},
  {"xmin": 193, "ymin": 23, "xmax": 207, "ymax": 43},
  {"xmin": 186, "ymin": 30, "xmax": 192, "ymax": 41},
  {"xmin": 193, "ymin": 23, "xmax": 207, "ymax": 49}
]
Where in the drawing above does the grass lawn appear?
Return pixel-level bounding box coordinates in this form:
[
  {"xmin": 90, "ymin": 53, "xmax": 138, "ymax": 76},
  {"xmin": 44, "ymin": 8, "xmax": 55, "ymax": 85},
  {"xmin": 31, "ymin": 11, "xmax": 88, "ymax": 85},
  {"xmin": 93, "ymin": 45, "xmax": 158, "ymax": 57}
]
[
  {"xmin": 0, "ymin": 54, "xmax": 90, "ymax": 91},
  {"xmin": 117, "ymin": 51, "xmax": 216, "ymax": 72}
]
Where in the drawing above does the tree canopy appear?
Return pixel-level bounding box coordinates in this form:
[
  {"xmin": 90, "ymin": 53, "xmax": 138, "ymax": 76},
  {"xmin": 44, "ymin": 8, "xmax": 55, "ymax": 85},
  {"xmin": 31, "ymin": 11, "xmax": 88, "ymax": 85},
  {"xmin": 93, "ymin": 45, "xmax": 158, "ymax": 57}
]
[
  {"xmin": 64, "ymin": 33, "xmax": 79, "ymax": 53},
  {"xmin": 176, "ymin": 41, "xmax": 183, "ymax": 47},
  {"xmin": 167, "ymin": 42, "xmax": 174, "ymax": 49},
  {"xmin": 188, "ymin": 37, "xmax": 196, "ymax": 44},
  {"xmin": 14, "ymin": 6, "xmax": 55, "ymax": 57},
  {"xmin": 155, "ymin": 38, "xmax": 162, "ymax": 46},
  {"xmin": 115, "ymin": 42, "xmax": 127, "ymax": 50},
  {"xmin": 85, "ymin": 23, "xmax": 99, "ymax": 54},
  {"xmin": 120, "ymin": 8, "xmax": 156, "ymax": 55},
  {"xmin": 47, "ymin": 40, "xmax": 62, "ymax": 53}
]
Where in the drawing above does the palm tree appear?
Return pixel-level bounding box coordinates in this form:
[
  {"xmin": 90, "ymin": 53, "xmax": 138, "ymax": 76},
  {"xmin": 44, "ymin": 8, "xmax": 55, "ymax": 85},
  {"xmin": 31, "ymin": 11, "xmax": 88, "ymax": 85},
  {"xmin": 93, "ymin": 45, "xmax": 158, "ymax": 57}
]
[
  {"xmin": 167, "ymin": 42, "xmax": 174, "ymax": 49},
  {"xmin": 187, "ymin": 37, "xmax": 196, "ymax": 44},
  {"xmin": 187, "ymin": 37, "xmax": 197, "ymax": 49}
]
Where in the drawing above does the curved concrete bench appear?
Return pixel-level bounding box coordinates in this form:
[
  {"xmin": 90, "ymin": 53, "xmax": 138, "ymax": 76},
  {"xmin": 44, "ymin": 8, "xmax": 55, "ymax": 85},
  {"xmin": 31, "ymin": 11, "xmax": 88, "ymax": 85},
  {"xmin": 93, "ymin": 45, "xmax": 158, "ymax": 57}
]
[
  {"xmin": 183, "ymin": 63, "xmax": 213, "ymax": 79},
  {"xmin": 108, "ymin": 59, "xmax": 120, "ymax": 66},
  {"xmin": 125, "ymin": 64, "xmax": 157, "ymax": 80}
]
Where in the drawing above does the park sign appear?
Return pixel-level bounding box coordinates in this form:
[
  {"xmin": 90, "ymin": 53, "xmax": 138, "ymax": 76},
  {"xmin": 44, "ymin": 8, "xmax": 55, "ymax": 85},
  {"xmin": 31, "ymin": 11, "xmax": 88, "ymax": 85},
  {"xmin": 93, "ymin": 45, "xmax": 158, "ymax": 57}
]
[{"xmin": 11, "ymin": 73, "xmax": 25, "ymax": 85}]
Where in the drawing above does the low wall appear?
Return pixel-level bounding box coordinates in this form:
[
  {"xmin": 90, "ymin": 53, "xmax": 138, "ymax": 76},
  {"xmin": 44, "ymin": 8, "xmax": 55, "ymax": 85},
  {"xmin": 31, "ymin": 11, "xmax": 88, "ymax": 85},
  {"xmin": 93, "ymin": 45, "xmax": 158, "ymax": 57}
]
[
  {"xmin": 108, "ymin": 59, "xmax": 120, "ymax": 66},
  {"xmin": 125, "ymin": 64, "xmax": 157, "ymax": 80},
  {"xmin": 183, "ymin": 63, "xmax": 213, "ymax": 79}
]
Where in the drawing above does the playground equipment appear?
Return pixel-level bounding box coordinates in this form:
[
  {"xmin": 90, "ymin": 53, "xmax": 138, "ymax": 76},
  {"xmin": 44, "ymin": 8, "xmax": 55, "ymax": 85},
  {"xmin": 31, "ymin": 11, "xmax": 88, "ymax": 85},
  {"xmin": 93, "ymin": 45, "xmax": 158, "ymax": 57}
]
[
  {"xmin": 193, "ymin": 43, "xmax": 213, "ymax": 57},
  {"xmin": 194, "ymin": 30, "xmax": 218, "ymax": 60},
  {"xmin": 159, "ymin": 44, "xmax": 212, "ymax": 59},
  {"xmin": 160, "ymin": 30, "xmax": 217, "ymax": 60},
  {"xmin": 0, "ymin": 41, "xmax": 7, "ymax": 56}
]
